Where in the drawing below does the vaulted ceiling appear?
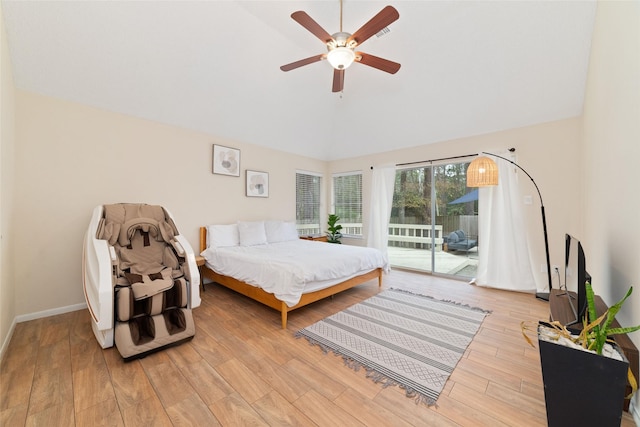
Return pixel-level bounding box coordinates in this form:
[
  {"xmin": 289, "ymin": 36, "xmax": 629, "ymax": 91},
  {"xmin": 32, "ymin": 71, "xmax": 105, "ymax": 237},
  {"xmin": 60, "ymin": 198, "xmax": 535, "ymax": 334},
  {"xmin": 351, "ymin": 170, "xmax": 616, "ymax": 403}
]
[{"xmin": 1, "ymin": 1, "xmax": 597, "ymax": 160}]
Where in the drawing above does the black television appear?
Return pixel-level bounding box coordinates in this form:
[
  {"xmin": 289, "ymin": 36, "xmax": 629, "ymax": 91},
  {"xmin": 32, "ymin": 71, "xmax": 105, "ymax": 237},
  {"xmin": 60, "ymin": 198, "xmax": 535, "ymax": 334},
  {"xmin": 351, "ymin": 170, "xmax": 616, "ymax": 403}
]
[{"xmin": 563, "ymin": 233, "xmax": 590, "ymax": 327}]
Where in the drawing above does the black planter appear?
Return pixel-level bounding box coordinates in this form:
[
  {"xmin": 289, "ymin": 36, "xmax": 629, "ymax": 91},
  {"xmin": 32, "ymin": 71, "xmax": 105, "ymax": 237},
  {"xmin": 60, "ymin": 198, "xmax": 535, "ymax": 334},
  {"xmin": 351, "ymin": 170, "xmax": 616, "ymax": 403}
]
[{"xmin": 538, "ymin": 323, "xmax": 629, "ymax": 427}]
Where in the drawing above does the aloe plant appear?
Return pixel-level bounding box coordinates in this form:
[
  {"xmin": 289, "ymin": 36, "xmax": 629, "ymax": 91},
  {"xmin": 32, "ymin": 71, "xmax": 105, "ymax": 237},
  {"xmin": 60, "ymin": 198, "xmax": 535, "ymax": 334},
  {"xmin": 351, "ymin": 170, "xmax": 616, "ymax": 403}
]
[
  {"xmin": 574, "ymin": 283, "xmax": 640, "ymax": 397},
  {"xmin": 579, "ymin": 283, "xmax": 640, "ymax": 355},
  {"xmin": 522, "ymin": 283, "xmax": 640, "ymax": 398}
]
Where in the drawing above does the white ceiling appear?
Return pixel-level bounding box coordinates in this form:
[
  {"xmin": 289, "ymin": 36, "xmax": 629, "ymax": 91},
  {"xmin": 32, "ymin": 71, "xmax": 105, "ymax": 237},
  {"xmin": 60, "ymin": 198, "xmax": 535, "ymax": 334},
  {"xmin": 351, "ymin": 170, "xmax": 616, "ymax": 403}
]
[{"xmin": 1, "ymin": 0, "xmax": 597, "ymax": 161}]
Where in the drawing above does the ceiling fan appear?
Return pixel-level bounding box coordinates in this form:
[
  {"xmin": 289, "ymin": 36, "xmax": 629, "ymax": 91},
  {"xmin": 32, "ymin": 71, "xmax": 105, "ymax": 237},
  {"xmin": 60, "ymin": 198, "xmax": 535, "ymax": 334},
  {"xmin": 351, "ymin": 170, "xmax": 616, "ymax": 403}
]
[{"xmin": 280, "ymin": 2, "xmax": 401, "ymax": 93}]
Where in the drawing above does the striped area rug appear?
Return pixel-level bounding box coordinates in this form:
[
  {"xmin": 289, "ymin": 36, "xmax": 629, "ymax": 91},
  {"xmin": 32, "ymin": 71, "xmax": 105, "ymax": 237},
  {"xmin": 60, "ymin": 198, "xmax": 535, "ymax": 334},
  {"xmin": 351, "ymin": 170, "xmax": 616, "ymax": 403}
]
[{"xmin": 296, "ymin": 288, "xmax": 490, "ymax": 405}]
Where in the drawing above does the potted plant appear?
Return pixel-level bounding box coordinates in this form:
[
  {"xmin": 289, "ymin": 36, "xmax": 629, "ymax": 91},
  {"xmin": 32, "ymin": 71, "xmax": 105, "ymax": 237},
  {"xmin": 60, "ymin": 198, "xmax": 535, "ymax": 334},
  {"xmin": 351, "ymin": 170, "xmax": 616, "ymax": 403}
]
[
  {"xmin": 326, "ymin": 214, "xmax": 343, "ymax": 244},
  {"xmin": 522, "ymin": 283, "xmax": 640, "ymax": 427}
]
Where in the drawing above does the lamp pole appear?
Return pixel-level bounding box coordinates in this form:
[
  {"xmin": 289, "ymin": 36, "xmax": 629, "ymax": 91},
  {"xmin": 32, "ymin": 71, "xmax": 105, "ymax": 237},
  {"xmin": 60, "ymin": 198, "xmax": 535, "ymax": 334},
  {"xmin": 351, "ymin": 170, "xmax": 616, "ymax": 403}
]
[{"xmin": 482, "ymin": 152, "xmax": 552, "ymax": 301}]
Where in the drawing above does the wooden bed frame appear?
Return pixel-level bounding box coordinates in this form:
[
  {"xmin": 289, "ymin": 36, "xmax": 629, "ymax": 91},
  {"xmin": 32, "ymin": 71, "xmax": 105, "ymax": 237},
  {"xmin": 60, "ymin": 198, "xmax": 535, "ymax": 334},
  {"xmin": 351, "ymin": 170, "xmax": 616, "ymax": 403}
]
[{"xmin": 199, "ymin": 227, "xmax": 382, "ymax": 329}]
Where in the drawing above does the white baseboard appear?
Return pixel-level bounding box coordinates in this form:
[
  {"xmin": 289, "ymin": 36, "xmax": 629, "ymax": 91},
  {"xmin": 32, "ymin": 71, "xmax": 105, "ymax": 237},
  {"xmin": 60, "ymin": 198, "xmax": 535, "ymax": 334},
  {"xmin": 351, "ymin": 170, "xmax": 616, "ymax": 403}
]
[
  {"xmin": 1, "ymin": 302, "xmax": 87, "ymax": 364},
  {"xmin": 15, "ymin": 302, "xmax": 87, "ymax": 323},
  {"xmin": 0, "ymin": 318, "xmax": 17, "ymax": 363}
]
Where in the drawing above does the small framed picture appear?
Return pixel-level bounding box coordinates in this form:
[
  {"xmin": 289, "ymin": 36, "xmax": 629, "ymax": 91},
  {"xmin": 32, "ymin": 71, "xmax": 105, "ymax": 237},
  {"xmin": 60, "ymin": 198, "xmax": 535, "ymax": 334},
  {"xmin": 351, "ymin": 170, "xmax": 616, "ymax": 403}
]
[
  {"xmin": 212, "ymin": 144, "xmax": 240, "ymax": 176},
  {"xmin": 246, "ymin": 170, "xmax": 269, "ymax": 198}
]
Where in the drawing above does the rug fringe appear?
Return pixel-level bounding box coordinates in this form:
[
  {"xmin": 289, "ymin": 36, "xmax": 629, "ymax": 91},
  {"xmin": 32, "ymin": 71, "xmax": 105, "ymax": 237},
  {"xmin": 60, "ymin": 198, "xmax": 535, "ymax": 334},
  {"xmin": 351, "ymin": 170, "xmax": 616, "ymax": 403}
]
[
  {"xmin": 364, "ymin": 364, "xmax": 438, "ymax": 406},
  {"xmin": 296, "ymin": 331, "xmax": 439, "ymax": 407},
  {"xmin": 389, "ymin": 287, "xmax": 492, "ymax": 314}
]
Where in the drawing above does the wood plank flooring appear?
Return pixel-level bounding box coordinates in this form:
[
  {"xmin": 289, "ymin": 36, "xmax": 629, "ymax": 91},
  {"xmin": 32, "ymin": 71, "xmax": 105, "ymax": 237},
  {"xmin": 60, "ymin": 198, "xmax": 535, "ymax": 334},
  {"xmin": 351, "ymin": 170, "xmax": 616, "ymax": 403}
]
[{"xmin": 1, "ymin": 270, "xmax": 637, "ymax": 426}]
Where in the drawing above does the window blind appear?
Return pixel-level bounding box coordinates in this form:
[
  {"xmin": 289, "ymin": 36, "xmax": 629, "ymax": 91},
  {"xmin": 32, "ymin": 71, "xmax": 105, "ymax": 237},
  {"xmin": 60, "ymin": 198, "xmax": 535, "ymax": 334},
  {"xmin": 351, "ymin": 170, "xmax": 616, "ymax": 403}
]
[
  {"xmin": 332, "ymin": 171, "xmax": 362, "ymax": 236},
  {"xmin": 296, "ymin": 171, "xmax": 322, "ymax": 235}
]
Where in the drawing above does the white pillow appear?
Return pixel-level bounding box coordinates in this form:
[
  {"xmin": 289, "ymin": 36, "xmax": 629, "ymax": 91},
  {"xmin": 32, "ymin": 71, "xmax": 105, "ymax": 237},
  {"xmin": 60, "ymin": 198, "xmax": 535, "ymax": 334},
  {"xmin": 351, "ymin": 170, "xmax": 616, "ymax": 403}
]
[
  {"xmin": 265, "ymin": 220, "xmax": 300, "ymax": 243},
  {"xmin": 282, "ymin": 221, "xmax": 300, "ymax": 241},
  {"xmin": 207, "ymin": 224, "xmax": 239, "ymax": 248},
  {"xmin": 238, "ymin": 221, "xmax": 268, "ymax": 246}
]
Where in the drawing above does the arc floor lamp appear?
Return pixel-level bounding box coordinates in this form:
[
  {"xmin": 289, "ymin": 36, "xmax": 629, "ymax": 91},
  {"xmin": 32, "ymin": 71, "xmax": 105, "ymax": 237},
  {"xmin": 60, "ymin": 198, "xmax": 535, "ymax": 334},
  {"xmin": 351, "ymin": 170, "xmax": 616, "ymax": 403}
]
[{"xmin": 466, "ymin": 151, "xmax": 552, "ymax": 301}]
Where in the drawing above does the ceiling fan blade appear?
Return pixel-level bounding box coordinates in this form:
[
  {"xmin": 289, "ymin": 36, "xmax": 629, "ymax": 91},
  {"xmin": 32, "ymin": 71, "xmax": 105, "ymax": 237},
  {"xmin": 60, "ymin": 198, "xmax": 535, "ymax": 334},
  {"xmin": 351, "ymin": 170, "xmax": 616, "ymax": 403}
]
[
  {"xmin": 332, "ymin": 69, "xmax": 345, "ymax": 92},
  {"xmin": 280, "ymin": 54, "xmax": 325, "ymax": 72},
  {"xmin": 356, "ymin": 52, "xmax": 401, "ymax": 74},
  {"xmin": 291, "ymin": 11, "xmax": 333, "ymax": 44},
  {"xmin": 348, "ymin": 6, "xmax": 399, "ymax": 46}
]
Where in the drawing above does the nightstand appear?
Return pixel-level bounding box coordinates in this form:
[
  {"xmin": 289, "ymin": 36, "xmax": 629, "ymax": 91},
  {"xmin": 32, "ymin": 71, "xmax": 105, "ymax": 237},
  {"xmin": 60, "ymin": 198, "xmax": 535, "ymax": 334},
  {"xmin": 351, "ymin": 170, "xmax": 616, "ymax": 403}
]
[
  {"xmin": 300, "ymin": 235, "xmax": 328, "ymax": 242},
  {"xmin": 195, "ymin": 255, "xmax": 205, "ymax": 291}
]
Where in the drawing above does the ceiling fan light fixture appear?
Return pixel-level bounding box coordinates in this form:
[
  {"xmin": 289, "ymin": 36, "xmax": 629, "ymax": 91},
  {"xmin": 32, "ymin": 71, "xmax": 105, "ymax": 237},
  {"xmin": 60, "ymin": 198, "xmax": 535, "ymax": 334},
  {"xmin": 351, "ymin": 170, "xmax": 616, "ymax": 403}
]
[
  {"xmin": 280, "ymin": 6, "xmax": 400, "ymax": 90},
  {"xmin": 327, "ymin": 47, "xmax": 355, "ymax": 70}
]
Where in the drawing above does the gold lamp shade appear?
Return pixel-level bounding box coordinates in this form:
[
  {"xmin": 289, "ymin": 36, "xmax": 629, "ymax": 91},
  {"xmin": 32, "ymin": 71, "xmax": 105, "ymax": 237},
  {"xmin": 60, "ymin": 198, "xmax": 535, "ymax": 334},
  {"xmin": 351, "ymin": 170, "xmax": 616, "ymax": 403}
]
[{"xmin": 467, "ymin": 156, "xmax": 499, "ymax": 187}]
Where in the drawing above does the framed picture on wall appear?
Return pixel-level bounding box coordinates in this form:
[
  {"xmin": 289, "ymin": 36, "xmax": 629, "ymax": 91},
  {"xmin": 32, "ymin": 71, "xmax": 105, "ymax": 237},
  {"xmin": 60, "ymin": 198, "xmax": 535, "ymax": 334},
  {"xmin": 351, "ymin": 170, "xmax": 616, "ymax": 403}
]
[
  {"xmin": 246, "ymin": 170, "xmax": 269, "ymax": 198},
  {"xmin": 212, "ymin": 144, "xmax": 240, "ymax": 176}
]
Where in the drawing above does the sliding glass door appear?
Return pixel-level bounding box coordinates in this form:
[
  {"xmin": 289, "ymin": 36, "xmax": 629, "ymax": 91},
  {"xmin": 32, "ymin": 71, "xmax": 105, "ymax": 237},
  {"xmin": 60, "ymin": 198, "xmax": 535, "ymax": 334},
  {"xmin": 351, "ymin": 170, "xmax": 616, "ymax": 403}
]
[
  {"xmin": 432, "ymin": 162, "xmax": 478, "ymax": 277},
  {"xmin": 388, "ymin": 161, "xmax": 479, "ymax": 279}
]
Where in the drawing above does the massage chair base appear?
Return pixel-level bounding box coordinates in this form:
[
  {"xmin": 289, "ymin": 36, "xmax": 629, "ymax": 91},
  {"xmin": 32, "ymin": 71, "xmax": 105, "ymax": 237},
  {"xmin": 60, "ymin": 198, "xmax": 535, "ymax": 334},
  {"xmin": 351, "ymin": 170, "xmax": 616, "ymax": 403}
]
[
  {"xmin": 114, "ymin": 307, "xmax": 195, "ymax": 360},
  {"xmin": 118, "ymin": 336, "xmax": 195, "ymax": 362}
]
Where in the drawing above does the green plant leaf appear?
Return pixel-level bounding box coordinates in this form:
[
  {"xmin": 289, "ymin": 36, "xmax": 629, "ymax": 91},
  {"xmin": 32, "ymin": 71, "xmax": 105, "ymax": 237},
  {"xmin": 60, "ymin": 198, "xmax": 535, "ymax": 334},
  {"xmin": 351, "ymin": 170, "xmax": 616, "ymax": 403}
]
[
  {"xmin": 603, "ymin": 286, "xmax": 633, "ymax": 332},
  {"xmin": 586, "ymin": 282, "xmax": 598, "ymax": 333},
  {"xmin": 606, "ymin": 325, "xmax": 640, "ymax": 336}
]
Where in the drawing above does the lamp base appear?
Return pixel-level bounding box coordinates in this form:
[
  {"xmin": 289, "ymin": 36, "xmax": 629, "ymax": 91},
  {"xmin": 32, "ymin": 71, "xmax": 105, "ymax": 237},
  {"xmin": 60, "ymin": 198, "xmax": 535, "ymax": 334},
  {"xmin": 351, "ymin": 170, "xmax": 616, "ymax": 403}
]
[{"xmin": 536, "ymin": 292, "xmax": 550, "ymax": 301}]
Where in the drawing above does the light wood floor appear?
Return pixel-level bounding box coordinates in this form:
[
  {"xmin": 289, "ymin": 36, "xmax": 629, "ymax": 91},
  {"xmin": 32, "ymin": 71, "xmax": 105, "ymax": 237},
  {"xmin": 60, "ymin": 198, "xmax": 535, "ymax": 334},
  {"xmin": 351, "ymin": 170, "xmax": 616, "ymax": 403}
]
[{"xmin": 1, "ymin": 270, "xmax": 636, "ymax": 426}]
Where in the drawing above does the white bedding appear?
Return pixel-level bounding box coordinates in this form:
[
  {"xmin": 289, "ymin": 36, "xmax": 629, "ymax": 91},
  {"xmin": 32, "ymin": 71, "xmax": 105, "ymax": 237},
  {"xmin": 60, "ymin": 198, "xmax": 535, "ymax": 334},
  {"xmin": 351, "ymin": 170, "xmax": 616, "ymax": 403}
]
[{"xmin": 200, "ymin": 239, "xmax": 387, "ymax": 307}]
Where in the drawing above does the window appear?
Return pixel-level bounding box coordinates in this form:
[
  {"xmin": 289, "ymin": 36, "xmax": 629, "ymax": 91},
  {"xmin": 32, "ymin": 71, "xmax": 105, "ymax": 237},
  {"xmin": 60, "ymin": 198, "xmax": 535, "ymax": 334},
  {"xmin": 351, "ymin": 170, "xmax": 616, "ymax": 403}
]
[
  {"xmin": 296, "ymin": 171, "xmax": 322, "ymax": 236},
  {"xmin": 332, "ymin": 171, "xmax": 363, "ymax": 237},
  {"xmin": 388, "ymin": 162, "xmax": 478, "ymax": 278}
]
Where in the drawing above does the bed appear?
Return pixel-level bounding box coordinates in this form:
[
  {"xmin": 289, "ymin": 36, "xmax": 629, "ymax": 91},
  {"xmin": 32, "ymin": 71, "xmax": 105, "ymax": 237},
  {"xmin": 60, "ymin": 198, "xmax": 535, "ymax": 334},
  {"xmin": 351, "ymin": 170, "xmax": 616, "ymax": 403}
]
[{"xmin": 198, "ymin": 221, "xmax": 387, "ymax": 328}]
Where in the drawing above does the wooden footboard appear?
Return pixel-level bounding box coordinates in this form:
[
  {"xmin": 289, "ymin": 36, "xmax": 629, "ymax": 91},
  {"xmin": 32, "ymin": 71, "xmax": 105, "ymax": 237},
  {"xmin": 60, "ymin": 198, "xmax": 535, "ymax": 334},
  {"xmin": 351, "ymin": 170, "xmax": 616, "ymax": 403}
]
[{"xmin": 199, "ymin": 227, "xmax": 382, "ymax": 328}]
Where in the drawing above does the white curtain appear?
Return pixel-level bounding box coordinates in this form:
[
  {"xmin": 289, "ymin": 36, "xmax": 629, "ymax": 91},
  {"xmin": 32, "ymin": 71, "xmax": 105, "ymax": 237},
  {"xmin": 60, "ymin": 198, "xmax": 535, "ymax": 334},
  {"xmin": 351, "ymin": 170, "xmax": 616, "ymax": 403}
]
[
  {"xmin": 476, "ymin": 155, "xmax": 537, "ymax": 292},
  {"xmin": 367, "ymin": 165, "xmax": 396, "ymax": 272}
]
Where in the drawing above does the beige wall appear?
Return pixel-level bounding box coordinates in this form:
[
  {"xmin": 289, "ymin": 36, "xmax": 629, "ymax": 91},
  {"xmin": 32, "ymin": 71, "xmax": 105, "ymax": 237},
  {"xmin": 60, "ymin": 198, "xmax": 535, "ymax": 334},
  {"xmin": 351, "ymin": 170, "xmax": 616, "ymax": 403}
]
[
  {"xmin": 583, "ymin": 0, "xmax": 639, "ymax": 361},
  {"xmin": 1, "ymin": 4, "xmax": 17, "ymax": 357},
  {"xmin": 13, "ymin": 91, "xmax": 325, "ymax": 317}
]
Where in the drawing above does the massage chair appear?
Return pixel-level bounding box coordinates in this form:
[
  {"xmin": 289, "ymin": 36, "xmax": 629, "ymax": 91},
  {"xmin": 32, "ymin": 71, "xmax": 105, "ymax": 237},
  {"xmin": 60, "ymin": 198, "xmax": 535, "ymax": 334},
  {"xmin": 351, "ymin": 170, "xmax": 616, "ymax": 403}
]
[{"xmin": 83, "ymin": 203, "xmax": 201, "ymax": 360}]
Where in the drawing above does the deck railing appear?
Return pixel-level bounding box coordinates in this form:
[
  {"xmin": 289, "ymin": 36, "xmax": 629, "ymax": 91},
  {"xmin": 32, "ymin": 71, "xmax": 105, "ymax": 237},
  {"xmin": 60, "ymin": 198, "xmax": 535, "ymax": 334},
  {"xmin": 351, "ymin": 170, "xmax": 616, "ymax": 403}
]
[
  {"xmin": 297, "ymin": 222, "xmax": 444, "ymax": 250},
  {"xmin": 297, "ymin": 223, "xmax": 362, "ymax": 237},
  {"xmin": 388, "ymin": 223, "xmax": 444, "ymax": 250}
]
